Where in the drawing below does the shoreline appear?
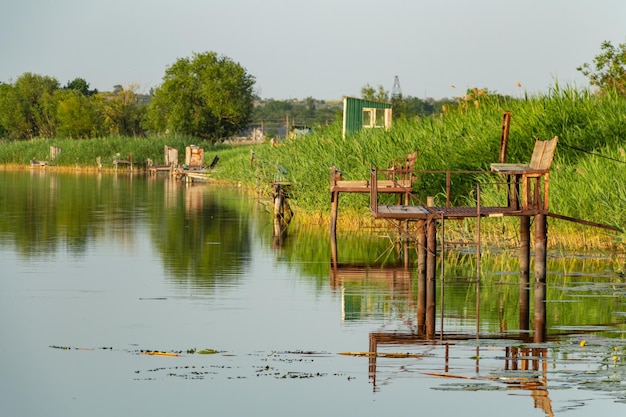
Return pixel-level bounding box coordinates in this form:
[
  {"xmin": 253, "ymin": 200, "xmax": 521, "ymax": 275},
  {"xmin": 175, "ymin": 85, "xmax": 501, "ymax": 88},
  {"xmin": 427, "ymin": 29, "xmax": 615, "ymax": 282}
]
[{"xmin": 1, "ymin": 163, "xmax": 623, "ymax": 253}]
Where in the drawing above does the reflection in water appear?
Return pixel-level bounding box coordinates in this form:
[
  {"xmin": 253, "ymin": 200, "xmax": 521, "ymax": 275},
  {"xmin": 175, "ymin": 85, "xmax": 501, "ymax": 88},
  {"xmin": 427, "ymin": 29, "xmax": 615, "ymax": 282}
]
[
  {"xmin": 0, "ymin": 171, "xmax": 254, "ymax": 288},
  {"xmin": 149, "ymin": 180, "xmax": 253, "ymax": 287},
  {"xmin": 2, "ymin": 170, "xmax": 626, "ymax": 417},
  {"xmin": 358, "ymin": 260, "xmax": 553, "ymax": 413},
  {"xmin": 330, "ymin": 232, "xmax": 625, "ymax": 416}
]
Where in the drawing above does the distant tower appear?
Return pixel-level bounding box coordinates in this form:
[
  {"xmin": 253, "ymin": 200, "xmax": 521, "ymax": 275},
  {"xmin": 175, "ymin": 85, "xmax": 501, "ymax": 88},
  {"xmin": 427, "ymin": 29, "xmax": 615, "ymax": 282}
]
[{"xmin": 391, "ymin": 75, "xmax": 402, "ymax": 99}]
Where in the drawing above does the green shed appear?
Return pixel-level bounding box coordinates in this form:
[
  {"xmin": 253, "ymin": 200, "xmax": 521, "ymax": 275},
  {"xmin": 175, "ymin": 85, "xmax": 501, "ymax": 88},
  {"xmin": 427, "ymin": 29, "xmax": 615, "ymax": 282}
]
[{"xmin": 342, "ymin": 96, "xmax": 393, "ymax": 139}]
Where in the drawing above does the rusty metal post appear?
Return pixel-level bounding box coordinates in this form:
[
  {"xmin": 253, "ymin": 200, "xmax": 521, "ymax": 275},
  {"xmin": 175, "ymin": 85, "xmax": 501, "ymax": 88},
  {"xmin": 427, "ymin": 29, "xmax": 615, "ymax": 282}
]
[
  {"xmin": 519, "ymin": 216, "xmax": 530, "ymax": 332},
  {"xmin": 534, "ymin": 214, "xmax": 547, "ymax": 284},
  {"xmin": 416, "ymin": 219, "xmax": 426, "ymax": 333},
  {"xmin": 534, "ymin": 281, "xmax": 547, "ymax": 343},
  {"xmin": 534, "ymin": 214, "xmax": 547, "ymax": 342},
  {"xmin": 426, "ymin": 217, "xmax": 437, "ymax": 338}
]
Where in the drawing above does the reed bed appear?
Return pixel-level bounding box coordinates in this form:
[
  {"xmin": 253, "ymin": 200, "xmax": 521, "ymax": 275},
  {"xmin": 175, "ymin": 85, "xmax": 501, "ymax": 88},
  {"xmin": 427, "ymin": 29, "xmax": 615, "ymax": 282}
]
[{"xmin": 234, "ymin": 87, "xmax": 626, "ymax": 248}]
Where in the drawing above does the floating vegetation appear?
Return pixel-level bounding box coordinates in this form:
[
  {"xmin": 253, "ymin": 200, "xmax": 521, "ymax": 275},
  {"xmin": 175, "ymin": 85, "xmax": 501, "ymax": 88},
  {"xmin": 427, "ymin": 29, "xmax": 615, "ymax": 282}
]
[
  {"xmin": 339, "ymin": 351, "xmax": 427, "ymax": 358},
  {"xmin": 47, "ymin": 338, "xmax": 626, "ymax": 407},
  {"xmin": 49, "ymin": 345, "xmax": 221, "ymax": 357},
  {"xmin": 196, "ymin": 349, "xmax": 220, "ymax": 355},
  {"xmin": 49, "ymin": 345, "xmax": 112, "ymax": 351},
  {"xmin": 433, "ymin": 383, "xmax": 505, "ymax": 392},
  {"xmin": 140, "ymin": 351, "xmax": 182, "ymax": 357}
]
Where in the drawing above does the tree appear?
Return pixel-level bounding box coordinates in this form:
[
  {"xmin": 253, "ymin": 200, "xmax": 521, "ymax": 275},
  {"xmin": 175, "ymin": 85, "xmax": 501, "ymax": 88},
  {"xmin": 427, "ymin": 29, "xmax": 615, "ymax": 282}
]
[
  {"xmin": 64, "ymin": 77, "xmax": 97, "ymax": 96},
  {"xmin": 0, "ymin": 72, "xmax": 59, "ymax": 139},
  {"xmin": 578, "ymin": 40, "xmax": 626, "ymax": 96},
  {"xmin": 361, "ymin": 84, "xmax": 389, "ymax": 102},
  {"xmin": 99, "ymin": 84, "xmax": 145, "ymax": 136},
  {"xmin": 143, "ymin": 51, "xmax": 256, "ymax": 141},
  {"xmin": 55, "ymin": 89, "xmax": 101, "ymax": 138}
]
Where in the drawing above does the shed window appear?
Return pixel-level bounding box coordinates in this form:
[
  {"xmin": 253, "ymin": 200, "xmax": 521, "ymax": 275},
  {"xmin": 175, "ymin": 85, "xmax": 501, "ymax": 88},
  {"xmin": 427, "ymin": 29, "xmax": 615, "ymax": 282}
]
[{"xmin": 363, "ymin": 108, "xmax": 391, "ymax": 129}]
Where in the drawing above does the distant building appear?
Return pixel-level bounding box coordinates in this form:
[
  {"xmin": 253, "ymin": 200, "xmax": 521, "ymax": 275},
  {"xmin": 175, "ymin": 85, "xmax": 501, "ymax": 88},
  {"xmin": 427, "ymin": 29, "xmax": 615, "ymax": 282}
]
[{"xmin": 342, "ymin": 96, "xmax": 392, "ymax": 139}]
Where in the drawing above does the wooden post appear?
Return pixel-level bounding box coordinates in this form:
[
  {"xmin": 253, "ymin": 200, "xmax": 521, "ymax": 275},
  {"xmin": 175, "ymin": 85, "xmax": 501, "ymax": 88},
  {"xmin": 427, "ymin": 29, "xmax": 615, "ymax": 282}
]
[
  {"xmin": 426, "ymin": 216, "xmax": 437, "ymax": 338},
  {"xmin": 519, "ymin": 216, "xmax": 530, "ymax": 331},
  {"xmin": 330, "ymin": 231, "xmax": 338, "ymax": 271},
  {"xmin": 330, "ymin": 167, "xmax": 338, "ymax": 241},
  {"xmin": 273, "ymin": 183, "xmax": 283, "ymax": 236},
  {"xmin": 498, "ymin": 111, "xmax": 511, "ymax": 163},
  {"xmin": 330, "ymin": 191, "xmax": 339, "ymax": 241},
  {"xmin": 417, "ymin": 219, "xmax": 426, "ymax": 333}
]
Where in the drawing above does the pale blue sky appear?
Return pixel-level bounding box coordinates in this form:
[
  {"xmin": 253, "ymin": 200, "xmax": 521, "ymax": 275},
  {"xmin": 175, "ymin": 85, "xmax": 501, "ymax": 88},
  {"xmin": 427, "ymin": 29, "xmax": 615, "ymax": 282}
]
[{"xmin": 2, "ymin": 0, "xmax": 625, "ymax": 99}]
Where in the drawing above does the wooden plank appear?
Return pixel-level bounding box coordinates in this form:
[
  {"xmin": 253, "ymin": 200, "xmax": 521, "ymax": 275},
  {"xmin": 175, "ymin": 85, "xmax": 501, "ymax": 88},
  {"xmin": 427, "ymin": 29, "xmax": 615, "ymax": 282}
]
[{"xmin": 490, "ymin": 163, "xmax": 531, "ymax": 174}]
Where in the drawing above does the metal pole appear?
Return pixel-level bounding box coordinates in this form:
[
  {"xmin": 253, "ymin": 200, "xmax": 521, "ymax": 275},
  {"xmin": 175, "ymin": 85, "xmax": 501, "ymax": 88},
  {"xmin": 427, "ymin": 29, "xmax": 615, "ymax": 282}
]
[
  {"xmin": 417, "ymin": 219, "xmax": 426, "ymax": 333},
  {"xmin": 534, "ymin": 214, "xmax": 547, "ymax": 342},
  {"xmin": 519, "ymin": 216, "xmax": 531, "ymax": 332},
  {"xmin": 426, "ymin": 217, "xmax": 437, "ymax": 338}
]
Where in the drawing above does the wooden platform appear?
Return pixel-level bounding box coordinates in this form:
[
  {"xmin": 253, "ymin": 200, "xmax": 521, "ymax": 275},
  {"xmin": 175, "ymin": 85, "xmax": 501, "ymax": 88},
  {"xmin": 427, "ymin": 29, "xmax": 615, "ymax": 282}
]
[{"xmin": 372, "ymin": 204, "xmax": 542, "ymax": 220}]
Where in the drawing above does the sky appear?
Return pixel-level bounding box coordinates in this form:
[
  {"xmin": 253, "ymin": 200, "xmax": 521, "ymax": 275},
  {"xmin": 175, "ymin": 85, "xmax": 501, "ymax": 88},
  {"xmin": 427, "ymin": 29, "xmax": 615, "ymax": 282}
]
[{"xmin": 2, "ymin": 0, "xmax": 625, "ymax": 100}]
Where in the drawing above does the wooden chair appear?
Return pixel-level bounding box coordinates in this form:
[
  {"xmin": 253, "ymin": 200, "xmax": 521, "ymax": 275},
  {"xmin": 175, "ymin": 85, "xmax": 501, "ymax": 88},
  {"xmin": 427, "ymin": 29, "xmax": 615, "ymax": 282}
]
[
  {"xmin": 330, "ymin": 151, "xmax": 418, "ymax": 200},
  {"xmin": 330, "ymin": 151, "xmax": 418, "ymax": 236},
  {"xmin": 384, "ymin": 150, "xmax": 418, "ymax": 189},
  {"xmin": 490, "ymin": 136, "xmax": 558, "ymax": 210}
]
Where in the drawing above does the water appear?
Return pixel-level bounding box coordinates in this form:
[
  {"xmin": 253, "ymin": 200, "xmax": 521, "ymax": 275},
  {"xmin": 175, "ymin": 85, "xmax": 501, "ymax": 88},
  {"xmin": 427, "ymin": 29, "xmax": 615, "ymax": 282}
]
[{"xmin": 1, "ymin": 170, "xmax": 625, "ymax": 416}]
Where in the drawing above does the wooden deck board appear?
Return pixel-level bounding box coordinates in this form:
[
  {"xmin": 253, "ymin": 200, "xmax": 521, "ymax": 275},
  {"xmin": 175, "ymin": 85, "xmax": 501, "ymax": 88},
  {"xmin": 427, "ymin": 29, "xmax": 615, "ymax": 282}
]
[{"xmin": 373, "ymin": 205, "xmax": 537, "ymax": 220}]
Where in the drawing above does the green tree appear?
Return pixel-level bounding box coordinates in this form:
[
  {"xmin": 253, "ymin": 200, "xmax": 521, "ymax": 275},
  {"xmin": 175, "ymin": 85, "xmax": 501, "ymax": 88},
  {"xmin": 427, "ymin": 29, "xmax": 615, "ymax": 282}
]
[
  {"xmin": 55, "ymin": 89, "xmax": 101, "ymax": 138},
  {"xmin": 0, "ymin": 73, "xmax": 59, "ymax": 139},
  {"xmin": 144, "ymin": 51, "xmax": 255, "ymax": 141},
  {"xmin": 64, "ymin": 77, "xmax": 97, "ymax": 96},
  {"xmin": 98, "ymin": 84, "xmax": 145, "ymax": 136},
  {"xmin": 361, "ymin": 84, "xmax": 389, "ymax": 102},
  {"xmin": 578, "ymin": 39, "xmax": 626, "ymax": 96}
]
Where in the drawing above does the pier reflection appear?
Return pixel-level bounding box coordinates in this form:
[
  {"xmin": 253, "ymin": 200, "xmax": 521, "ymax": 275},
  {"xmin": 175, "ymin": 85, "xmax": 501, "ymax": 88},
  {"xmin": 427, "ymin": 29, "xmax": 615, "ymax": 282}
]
[{"xmin": 330, "ymin": 240, "xmax": 553, "ymax": 415}]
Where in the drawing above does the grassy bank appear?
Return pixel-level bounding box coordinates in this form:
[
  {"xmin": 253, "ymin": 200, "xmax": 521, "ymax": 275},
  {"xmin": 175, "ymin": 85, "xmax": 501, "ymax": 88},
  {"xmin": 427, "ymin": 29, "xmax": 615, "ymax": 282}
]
[
  {"xmin": 223, "ymin": 87, "xmax": 626, "ymax": 250},
  {"xmin": 1, "ymin": 86, "xmax": 625, "ymax": 250}
]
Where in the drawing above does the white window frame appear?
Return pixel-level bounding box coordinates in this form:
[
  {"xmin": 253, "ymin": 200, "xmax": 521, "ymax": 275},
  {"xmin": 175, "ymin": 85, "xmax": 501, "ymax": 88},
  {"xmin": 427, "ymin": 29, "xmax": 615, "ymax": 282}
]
[{"xmin": 362, "ymin": 108, "xmax": 392, "ymax": 129}]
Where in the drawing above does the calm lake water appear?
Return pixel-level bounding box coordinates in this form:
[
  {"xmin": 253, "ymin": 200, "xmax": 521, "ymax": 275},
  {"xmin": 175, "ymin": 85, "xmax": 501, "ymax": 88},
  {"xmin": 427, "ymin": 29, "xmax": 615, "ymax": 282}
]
[{"xmin": 1, "ymin": 170, "xmax": 626, "ymax": 417}]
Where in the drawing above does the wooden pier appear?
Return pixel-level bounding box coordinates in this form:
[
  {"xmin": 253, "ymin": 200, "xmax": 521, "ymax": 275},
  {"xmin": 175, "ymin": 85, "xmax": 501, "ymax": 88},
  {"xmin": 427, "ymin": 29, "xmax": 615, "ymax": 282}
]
[{"xmin": 329, "ymin": 137, "xmax": 618, "ymax": 332}]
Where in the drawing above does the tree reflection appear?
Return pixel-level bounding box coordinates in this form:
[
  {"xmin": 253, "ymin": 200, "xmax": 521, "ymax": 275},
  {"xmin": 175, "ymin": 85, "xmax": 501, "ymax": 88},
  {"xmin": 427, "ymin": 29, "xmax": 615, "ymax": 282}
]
[
  {"xmin": 0, "ymin": 171, "xmax": 253, "ymax": 287},
  {"xmin": 150, "ymin": 181, "xmax": 252, "ymax": 286}
]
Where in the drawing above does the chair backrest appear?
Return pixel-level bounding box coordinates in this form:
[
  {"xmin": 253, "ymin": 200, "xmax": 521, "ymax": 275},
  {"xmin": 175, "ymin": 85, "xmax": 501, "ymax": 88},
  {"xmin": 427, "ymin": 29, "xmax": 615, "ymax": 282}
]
[
  {"xmin": 405, "ymin": 150, "xmax": 418, "ymax": 171},
  {"xmin": 529, "ymin": 136, "xmax": 558, "ymax": 171},
  {"xmin": 390, "ymin": 150, "xmax": 418, "ymax": 183}
]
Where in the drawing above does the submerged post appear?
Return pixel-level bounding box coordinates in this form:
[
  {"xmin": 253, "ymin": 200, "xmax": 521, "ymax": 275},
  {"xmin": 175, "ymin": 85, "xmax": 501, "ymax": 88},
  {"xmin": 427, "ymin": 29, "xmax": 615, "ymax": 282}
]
[
  {"xmin": 534, "ymin": 214, "xmax": 547, "ymax": 284},
  {"xmin": 519, "ymin": 216, "xmax": 531, "ymax": 331},
  {"xmin": 534, "ymin": 281, "xmax": 547, "ymax": 343},
  {"xmin": 330, "ymin": 191, "xmax": 339, "ymax": 240},
  {"xmin": 426, "ymin": 217, "xmax": 437, "ymax": 338},
  {"xmin": 416, "ymin": 219, "xmax": 427, "ymax": 332},
  {"xmin": 534, "ymin": 214, "xmax": 547, "ymax": 342},
  {"xmin": 273, "ymin": 183, "xmax": 284, "ymax": 237}
]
